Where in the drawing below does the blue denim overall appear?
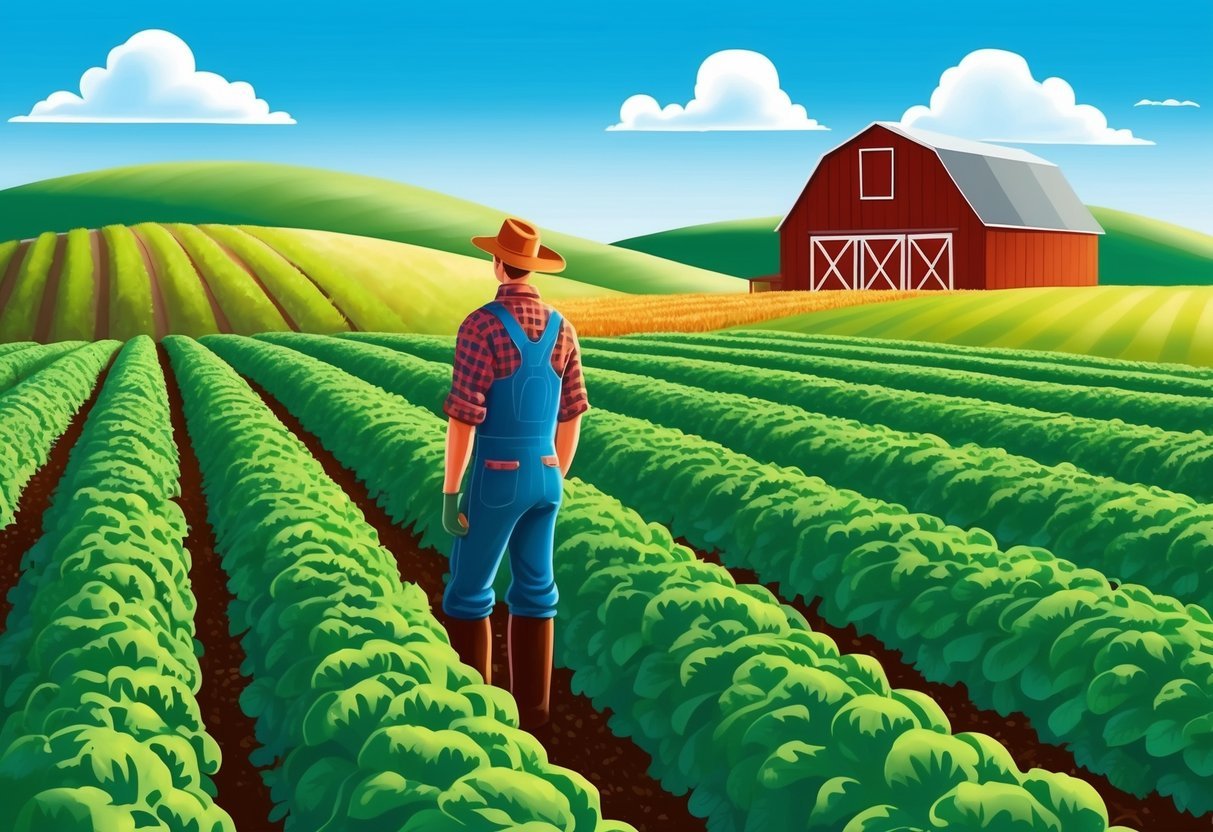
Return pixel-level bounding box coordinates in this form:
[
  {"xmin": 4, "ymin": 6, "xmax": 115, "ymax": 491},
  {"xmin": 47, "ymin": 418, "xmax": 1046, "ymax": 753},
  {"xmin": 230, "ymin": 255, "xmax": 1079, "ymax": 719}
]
[{"xmin": 443, "ymin": 302, "xmax": 565, "ymax": 620}]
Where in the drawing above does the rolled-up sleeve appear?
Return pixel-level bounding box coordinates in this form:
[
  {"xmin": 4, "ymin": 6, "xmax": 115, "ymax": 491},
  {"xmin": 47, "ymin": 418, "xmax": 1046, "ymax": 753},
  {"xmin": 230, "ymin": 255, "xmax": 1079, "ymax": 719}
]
[
  {"xmin": 558, "ymin": 324, "xmax": 589, "ymax": 422},
  {"xmin": 444, "ymin": 314, "xmax": 494, "ymax": 425}
]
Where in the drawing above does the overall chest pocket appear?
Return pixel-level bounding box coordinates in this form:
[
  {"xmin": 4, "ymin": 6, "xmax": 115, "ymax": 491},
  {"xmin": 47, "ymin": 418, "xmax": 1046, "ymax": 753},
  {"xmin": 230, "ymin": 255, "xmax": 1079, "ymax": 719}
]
[{"xmin": 477, "ymin": 459, "xmax": 520, "ymax": 508}]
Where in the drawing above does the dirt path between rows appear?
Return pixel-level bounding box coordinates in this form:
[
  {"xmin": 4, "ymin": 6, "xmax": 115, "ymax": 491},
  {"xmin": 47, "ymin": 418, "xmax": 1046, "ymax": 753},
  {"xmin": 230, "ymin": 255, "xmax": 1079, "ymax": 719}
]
[
  {"xmin": 198, "ymin": 229, "xmax": 299, "ymax": 331},
  {"xmin": 92, "ymin": 230, "xmax": 111, "ymax": 341},
  {"xmin": 32, "ymin": 233, "xmax": 67, "ymax": 343},
  {"xmin": 237, "ymin": 229, "xmax": 359, "ymax": 331},
  {"xmin": 249, "ymin": 380, "xmax": 701, "ymax": 832},
  {"xmin": 0, "ymin": 357, "xmax": 112, "ymax": 632},
  {"xmin": 160, "ymin": 346, "xmax": 282, "ymax": 832},
  {"xmin": 684, "ymin": 541, "xmax": 1199, "ymax": 831},
  {"xmin": 161, "ymin": 225, "xmax": 233, "ymax": 333},
  {"xmin": 131, "ymin": 227, "xmax": 168, "ymax": 340}
]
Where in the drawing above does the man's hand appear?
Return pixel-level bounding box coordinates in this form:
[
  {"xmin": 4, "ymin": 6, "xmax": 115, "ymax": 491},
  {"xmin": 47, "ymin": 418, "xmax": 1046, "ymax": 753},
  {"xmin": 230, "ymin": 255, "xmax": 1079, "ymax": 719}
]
[{"xmin": 443, "ymin": 492, "xmax": 469, "ymax": 536}]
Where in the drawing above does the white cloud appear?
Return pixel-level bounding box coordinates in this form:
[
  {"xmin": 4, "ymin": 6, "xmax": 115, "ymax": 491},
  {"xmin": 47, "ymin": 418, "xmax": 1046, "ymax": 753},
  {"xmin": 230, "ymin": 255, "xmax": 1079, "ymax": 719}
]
[
  {"xmin": 607, "ymin": 50, "xmax": 827, "ymax": 132},
  {"xmin": 1135, "ymin": 98, "xmax": 1199, "ymax": 107},
  {"xmin": 901, "ymin": 49, "xmax": 1149, "ymax": 145},
  {"xmin": 10, "ymin": 29, "xmax": 294, "ymax": 124}
]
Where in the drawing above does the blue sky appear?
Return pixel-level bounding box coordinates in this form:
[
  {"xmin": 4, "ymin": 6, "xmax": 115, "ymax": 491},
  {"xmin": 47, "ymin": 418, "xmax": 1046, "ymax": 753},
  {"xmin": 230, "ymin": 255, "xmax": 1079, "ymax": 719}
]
[{"xmin": 0, "ymin": 0, "xmax": 1209, "ymax": 240}]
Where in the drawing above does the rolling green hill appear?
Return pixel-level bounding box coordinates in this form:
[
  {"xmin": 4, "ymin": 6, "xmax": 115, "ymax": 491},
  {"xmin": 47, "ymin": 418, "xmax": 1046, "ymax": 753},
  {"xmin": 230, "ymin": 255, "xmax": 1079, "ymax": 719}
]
[
  {"xmin": 0, "ymin": 162, "xmax": 745, "ymax": 295},
  {"xmin": 614, "ymin": 216, "xmax": 781, "ymax": 278},
  {"xmin": 739, "ymin": 285, "xmax": 1213, "ymax": 366},
  {"xmin": 614, "ymin": 208, "xmax": 1213, "ymax": 285},
  {"xmin": 0, "ymin": 224, "xmax": 613, "ymax": 342}
]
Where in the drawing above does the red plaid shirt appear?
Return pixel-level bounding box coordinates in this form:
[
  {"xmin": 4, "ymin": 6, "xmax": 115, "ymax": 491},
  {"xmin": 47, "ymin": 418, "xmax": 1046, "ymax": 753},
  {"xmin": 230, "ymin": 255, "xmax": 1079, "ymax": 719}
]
[{"xmin": 444, "ymin": 282, "xmax": 589, "ymax": 426}]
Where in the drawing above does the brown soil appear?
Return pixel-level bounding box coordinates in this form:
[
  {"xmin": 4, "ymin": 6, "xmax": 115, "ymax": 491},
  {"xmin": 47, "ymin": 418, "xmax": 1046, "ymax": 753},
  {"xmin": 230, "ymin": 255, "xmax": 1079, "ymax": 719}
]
[
  {"xmin": 249, "ymin": 380, "xmax": 701, "ymax": 832},
  {"xmin": 197, "ymin": 228, "xmax": 299, "ymax": 331},
  {"xmin": 0, "ymin": 358, "xmax": 111, "ymax": 630},
  {"xmin": 161, "ymin": 225, "xmax": 233, "ymax": 333},
  {"xmin": 92, "ymin": 230, "xmax": 111, "ymax": 340},
  {"xmin": 160, "ymin": 346, "xmax": 282, "ymax": 831},
  {"xmin": 32, "ymin": 233, "xmax": 67, "ymax": 343},
  {"xmin": 685, "ymin": 542, "xmax": 1203, "ymax": 832},
  {"xmin": 130, "ymin": 227, "xmax": 168, "ymax": 340}
]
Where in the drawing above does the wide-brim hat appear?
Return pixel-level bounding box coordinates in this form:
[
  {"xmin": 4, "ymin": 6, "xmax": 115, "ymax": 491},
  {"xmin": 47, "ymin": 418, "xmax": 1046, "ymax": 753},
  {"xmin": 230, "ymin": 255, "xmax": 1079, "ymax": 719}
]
[{"xmin": 472, "ymin": 217, "xmax": 566, "ymax": 273}]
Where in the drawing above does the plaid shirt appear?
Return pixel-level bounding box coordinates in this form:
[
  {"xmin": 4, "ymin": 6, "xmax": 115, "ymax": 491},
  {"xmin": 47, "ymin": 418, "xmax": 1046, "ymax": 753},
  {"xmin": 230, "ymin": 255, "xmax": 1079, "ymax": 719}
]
[{"xmin": 444, "ymin": 282, "xmax": 589, "ymax": 426}]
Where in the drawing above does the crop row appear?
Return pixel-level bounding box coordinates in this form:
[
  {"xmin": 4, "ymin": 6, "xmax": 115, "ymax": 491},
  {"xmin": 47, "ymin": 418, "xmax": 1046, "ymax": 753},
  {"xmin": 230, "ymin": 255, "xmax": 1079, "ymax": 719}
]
[
  {"xmin": 167, "ymin": 336, "xmax": 625, "ymax": 832},
  {"xmin": 348, "ymin": 333, "xmax": 1213, "ymax": 617},
  {"xmin": 575, "ymin": 340, "xmax": 1213, "ymax": 503},
  {"xmin": 0, "ymin": 338, "xmax": 233, "ymax": 831},
  {"xmin": 625, "ymin": 333, "xmax": 1212, "ymax": 434},
  {"xmin": 0, "ymin": 342, "xmax": 117, "ymax": 529},
  {"xmin": 198, "ymin": 225, "xmax": 348, "ymax": 334},
  {"xmin": 0, "ymin": 232, "xmax": 57, "ymax": 342},
  {"xmin": 283, "ymin": 332, "xmax": 1213, "ymax": 815},
  {"xmin": 733, "ymin": 328, "xmax": 1213, "ymax": 380},
  {"xmin": 721, "ymin": 330, "xmax": 1213, "ymax": 397},
  {"xmin": 0, "ymin": 341, "xmax": 86, "ymax": 393},
  {"xmin": 226, "ymin": 332, "xmax": 1131, "ymax": 831}
]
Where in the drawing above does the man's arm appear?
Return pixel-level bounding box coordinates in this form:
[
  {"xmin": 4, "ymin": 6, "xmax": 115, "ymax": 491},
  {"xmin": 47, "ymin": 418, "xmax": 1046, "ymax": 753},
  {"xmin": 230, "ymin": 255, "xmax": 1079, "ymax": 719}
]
[
  {"xmin": 555, "ymin": 322, "xmax": 588, "ymax": 476},
  {"xmin": 444, "ymin": 417, "xmax": 476, "ymax": 493},
  {"xmin": 554, "ymin": 414, "xmax": 581, "ymax": 477}
]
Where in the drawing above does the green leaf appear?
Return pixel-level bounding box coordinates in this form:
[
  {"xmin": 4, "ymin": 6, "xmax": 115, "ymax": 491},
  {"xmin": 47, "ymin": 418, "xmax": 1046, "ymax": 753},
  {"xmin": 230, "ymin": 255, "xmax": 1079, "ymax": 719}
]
[{"xmin": 348, "ymin": 771, "xmax": 440, "ymax": 820}]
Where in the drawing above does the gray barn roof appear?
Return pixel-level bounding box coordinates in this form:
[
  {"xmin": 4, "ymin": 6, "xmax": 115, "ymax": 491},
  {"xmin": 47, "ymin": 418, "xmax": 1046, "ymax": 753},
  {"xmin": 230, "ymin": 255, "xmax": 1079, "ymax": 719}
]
[
  {"xmin": 778, "ymin": 123, "xmax": 1104, "ymax": 235},
  {"xmin": 879, "ymin": 123, "xmax": 1104, "ymax": 234}
]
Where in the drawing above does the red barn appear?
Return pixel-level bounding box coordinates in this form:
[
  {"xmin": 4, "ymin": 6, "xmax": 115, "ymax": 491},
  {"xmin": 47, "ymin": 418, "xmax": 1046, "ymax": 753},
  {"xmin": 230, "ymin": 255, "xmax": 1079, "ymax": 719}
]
[{"xmin": 777, "ymin": 122, "xmax": 1102, "ymax": 291}]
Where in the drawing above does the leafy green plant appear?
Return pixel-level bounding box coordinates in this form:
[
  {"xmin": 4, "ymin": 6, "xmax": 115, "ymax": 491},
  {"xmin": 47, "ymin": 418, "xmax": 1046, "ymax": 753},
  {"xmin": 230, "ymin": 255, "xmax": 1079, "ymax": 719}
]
[
  {"xmin": 721, "ymin": 329, "xmax": 1213, "ymax": 396},
  {"xmin": 0, "ymin": 342, "xmax": 116, "ymax": 528},
  {"xmin": 267, "ymin": 332, "xmax": 1213, "ymax": 816},
  {"xmin": 622, "ymin": 332, "xmax": 1213, "ymax": 433},
  {"xmin": 336, "ymin": 333, "xmax": 1213, "ymax": 616},
  {"xmin": 0, "ymin": 337, "xmax": 232, "ymax": 832},
  {"xmin": 579, "ymin": 337, "xmax": 1213, "ymax": 501},
  {"xmin": 167, "ymin": 336, "xmax": 628, "ymax": 832},
  {"xmin": 209, "ymin": 333, "xmax": 1131, "ymax": 832}
]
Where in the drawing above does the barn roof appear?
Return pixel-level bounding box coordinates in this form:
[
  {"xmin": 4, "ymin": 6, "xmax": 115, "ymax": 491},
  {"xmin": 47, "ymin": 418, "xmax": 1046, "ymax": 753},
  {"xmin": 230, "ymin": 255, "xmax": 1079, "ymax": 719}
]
[{"xmin": 779, "ymin": 123, "xmax": 1104, "ymax": 235}]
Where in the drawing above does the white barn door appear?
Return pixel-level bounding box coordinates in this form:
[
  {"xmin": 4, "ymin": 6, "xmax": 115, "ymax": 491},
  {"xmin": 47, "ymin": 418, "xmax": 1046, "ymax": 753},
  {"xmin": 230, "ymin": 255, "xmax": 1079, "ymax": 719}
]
[{"xmin": 810, "ymin": 232, "xmax": 953, "ymax": 290}]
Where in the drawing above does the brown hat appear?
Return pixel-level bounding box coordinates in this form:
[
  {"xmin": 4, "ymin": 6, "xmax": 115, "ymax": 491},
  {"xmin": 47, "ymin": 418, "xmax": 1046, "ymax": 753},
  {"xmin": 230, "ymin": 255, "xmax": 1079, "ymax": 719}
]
[{"xmin": 472, "ymin": 217, "xmax": 566, "ymax": 273}]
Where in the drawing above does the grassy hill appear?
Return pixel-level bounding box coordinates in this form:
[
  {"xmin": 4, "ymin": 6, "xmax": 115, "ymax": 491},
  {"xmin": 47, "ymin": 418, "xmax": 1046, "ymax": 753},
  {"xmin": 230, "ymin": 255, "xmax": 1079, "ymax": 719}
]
[
  {"xmin": 0, "ymin": 162, "xmax": 745, "ymax": 295},
  {"xmin": 738, "ymin": 286, "xmax": 1213, "ymax": 366},
  {"xmin": 614, "ymin": 208, "xmax": 1213, "ymax": 285},
  {"xmin": 0, "ymin": 224, "xmax": 613, "ymax": 342},
  {"xmin": 613, "ymin": 216, "xmax": 781, "ymax": 278}
]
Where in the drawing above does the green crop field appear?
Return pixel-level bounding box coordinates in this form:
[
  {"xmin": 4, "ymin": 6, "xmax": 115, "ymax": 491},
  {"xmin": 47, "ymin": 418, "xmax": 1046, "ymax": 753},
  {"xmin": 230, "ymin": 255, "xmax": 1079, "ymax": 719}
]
[
  {"xmin": 1, "ymin": 331, "xmax": 1209, "ymax": 830},
  {"xmin": 744, "ymin": 285, "xmax": 1213, "ymax": 366},
  {"xmin": 613, "ymin": 208, "xmax": 1213, "ymax": 285},
  {"xmin": 0, "ymin": 223, "xmax": 616, "ymax": 342},
  {"xmin": 0, "ymin": 162, "xmax": 746, "ymax": 295}
]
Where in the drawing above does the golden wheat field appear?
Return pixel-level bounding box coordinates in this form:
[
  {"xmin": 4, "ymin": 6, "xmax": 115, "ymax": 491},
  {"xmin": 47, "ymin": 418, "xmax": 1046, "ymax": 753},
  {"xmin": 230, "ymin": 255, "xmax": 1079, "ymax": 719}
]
[{"xmin": 551, "ymin": 290, "xmax": 949, "ymax": 336}]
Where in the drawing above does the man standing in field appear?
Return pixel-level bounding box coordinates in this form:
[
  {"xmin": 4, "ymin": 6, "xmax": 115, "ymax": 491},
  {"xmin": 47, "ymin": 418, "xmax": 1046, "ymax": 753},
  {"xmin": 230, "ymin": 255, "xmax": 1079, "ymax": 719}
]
[{"xmin": 441, "ymin": 217, "xmax": 587, "ymax": 730}]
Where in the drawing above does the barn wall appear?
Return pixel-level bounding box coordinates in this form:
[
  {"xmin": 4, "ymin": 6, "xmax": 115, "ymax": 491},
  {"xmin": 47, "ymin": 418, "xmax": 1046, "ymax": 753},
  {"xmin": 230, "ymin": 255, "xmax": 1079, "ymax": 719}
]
[
  {"xmin": 779, "ymin": 125, "xmax": 987, "ymax": 290},
  {"xmin": 983, "ymin": 229, "xmax": 1099, "ymax": 288}
]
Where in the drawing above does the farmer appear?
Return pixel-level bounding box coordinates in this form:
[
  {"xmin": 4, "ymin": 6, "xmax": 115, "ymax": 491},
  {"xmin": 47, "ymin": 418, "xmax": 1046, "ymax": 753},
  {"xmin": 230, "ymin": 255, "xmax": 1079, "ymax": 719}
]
[{"xmin": 441, "ymin": 217, "xmax": 588, "ymax": 730}]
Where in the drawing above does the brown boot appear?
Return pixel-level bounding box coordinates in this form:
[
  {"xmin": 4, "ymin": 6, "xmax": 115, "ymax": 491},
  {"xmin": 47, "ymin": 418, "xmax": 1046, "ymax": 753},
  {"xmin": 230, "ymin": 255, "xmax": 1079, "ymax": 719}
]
[
  {"xmin": 508, "ymin": 614, "xmax": 554, "ymax": 731},
  {"xmin": 445, "ymin": 616, "xmax": 492, "ymax": 685}
]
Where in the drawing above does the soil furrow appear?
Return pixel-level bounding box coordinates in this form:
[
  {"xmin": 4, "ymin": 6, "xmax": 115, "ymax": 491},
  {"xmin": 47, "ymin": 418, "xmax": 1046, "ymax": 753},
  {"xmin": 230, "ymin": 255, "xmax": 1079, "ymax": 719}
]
[
  {"xmin": 131, "ymin": 228, "xmax": 169, "ymax": 340},
  {"xmin": 682, "ymin": 540, "xmax": 1196, "ymax": 831},
  {"xmin": 32, "ymin": 233, "xmax": 67, "ymax": 343},
  {"xmin": 0, "ymin": 355, "xmax": 112, "ymax": 632},
  {"xmin": 160, "ymin": 225, "xmax": 233, "ymax": 333},
  {"xmin": 241, "ymin": 231, "xmax": 359, "ymax": 331},
  {"xmin": 160, "ymin": 345, "xmax": 282, "ymax": 831},
  {"xmin": 197, "ymin": 228, "xmax": 299, "ymax": 331},
  {"xmin": 248, "ymin": 379, "xmax": 700, "ymax": 832},
  {"xmin": 92, "ymin": 229, "xmax": 111, "ymax": 340}
]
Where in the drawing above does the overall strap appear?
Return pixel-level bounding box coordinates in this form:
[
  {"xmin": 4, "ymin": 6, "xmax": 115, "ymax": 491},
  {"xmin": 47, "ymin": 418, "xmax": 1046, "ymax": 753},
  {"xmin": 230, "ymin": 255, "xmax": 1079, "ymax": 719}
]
[{"xmin": 484, "ymin": 301, "xmax": 562, "ymax": 368}]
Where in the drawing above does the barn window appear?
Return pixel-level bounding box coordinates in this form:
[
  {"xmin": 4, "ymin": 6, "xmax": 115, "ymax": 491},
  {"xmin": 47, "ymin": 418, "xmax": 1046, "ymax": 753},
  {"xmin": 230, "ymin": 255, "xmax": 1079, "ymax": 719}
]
[{"xmin": 859, "ymin": 147, "xmax": 895, "ymax": 200}]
